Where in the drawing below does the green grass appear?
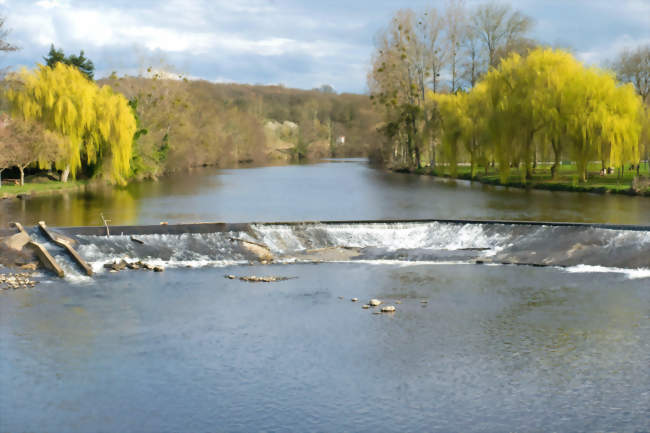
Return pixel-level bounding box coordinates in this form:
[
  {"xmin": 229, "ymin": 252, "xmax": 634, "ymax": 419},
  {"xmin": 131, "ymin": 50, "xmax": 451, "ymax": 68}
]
[
  {"xmin": 0, "ymin": 179, "xmax": 87, "ymax": 197},
  {"xmin": 411, "ymin": 162, "xmax": 650, "ymax": 196}
]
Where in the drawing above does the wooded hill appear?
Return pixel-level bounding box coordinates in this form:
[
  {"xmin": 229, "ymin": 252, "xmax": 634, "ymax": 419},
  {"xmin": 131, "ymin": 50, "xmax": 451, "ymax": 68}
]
[{"xmin": 101, "ymin": 75, "xmax": 382, "ymax": 180}]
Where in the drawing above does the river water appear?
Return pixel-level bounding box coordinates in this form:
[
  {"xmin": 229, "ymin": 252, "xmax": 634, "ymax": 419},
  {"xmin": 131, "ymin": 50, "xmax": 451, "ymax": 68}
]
[
  {"xmin": 1, "ymin": 160, "xmax": 649, "ymax": 432},
  {"xmin": 1, "ymin": 159, "xmax": 649, "ymax": 226}
]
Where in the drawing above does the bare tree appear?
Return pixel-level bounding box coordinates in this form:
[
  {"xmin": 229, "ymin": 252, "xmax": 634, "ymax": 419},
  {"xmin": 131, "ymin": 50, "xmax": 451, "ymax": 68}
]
[
  {"xmin": 421, "ymin": 8, "xmax": 446, "ymax": 94},
  {"xmin": 445, "ymin": 0, "xmax": 467, "ymax": 93},
  {"xmin": 0, "ymin": 15, "xmax": 18, "ymax": 53},
  {"xmin": 471, "ymin": 2, "xmax": 533, "ymax": 69},
  {"xmin": 0, "ymin": 116, "xmax": 61, "ymax": 186},
  {"xmin": 461, "ymin": 25, "xmax": 486, "ymax": 88},
  {"xmin": 611, "ymin": 44, "xmax": 650, "ymax": 103}
]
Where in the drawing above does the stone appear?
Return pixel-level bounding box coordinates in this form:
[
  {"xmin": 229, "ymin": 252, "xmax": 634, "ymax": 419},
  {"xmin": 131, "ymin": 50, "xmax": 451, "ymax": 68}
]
[
  {"xmin": 226, "ymin": 274, "xmax": 236, "ymax": 279},
  {"xmin": 153, "ymin": 266, "xmax": 164, "ymax": 272},
  {"xmin": 234, "ymin": 239, "xmax": 274, "ymax": 262},
  {"xmin": 369, "ymin": 299, "xmax": 382, "ymax": 307},
  {"xmin": 19, "ymin": 262, "xmax": 38, "ymax": 271},
  {"xmin": 362, "ymin": 304, "xmax": 370, "ymax": 309},
  {"xmin": 1, "ymin": 231, "xmax": 31, "ymax": 252},
  {"xmin": 381, "ymin": 305, "xmax": 396, "ymax": 313},
  {"xmin": 351, "ymin": 297, "xmax": 359, "ymax": 302}
]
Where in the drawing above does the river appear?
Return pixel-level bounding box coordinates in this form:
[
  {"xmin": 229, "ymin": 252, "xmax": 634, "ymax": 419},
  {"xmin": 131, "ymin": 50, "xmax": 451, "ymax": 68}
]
[
  {"xmin": 1, "ymin": 159, "xmax": 649, "ymax": 433},
  {"xmin": 1, "ymin": 159, "xmax": 649, "ymax": 227}
]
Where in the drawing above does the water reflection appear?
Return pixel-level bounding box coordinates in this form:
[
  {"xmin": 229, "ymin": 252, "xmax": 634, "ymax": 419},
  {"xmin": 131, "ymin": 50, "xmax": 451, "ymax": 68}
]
[{"xmin": 1, "ymin": 160, "xmax": 649, "ymax": 227}]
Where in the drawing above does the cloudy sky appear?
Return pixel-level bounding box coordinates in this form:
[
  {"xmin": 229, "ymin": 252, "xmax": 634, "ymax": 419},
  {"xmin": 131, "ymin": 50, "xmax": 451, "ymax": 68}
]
[{"xmin": 1, "ymin": 0, "xmax": 648, "ymax": 93}]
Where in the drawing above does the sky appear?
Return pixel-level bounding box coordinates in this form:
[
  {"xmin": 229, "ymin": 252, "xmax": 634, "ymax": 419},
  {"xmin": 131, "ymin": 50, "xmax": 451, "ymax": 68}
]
[{"xmin": 1, "ymin": 0, "xmax": 648, "ymax": 93}]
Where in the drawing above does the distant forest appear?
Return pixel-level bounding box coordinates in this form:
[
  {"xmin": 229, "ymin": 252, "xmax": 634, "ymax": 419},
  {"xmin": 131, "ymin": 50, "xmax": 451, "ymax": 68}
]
[{"xmin": 101, "ymin": 75, "xmax": 381, "ymax": 180}]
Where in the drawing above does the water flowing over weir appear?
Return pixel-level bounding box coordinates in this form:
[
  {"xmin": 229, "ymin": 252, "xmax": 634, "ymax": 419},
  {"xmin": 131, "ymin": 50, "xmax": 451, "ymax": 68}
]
[{"xmin": 23, "ymin": 219, "xmax": 649, "ymax": 279}]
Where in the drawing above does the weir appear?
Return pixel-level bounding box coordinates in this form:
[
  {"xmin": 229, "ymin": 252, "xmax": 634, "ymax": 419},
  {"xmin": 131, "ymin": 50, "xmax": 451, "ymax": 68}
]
[{"xmin": 2, "ymin": 219, "xmax": 649, "ymax": 276}]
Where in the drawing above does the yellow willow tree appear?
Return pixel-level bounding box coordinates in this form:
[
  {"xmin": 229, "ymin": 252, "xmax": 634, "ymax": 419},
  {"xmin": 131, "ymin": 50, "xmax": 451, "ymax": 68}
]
[
  {"xmin": 430, "ymin": 91, "xmax": 467, "ymax": 177},
  {"xmin": 564, "ymin": 67, "xmax": 642, "ymax": 182},
  {"xmin": 5, "ymin": 63, "xmax": 136, "ymax": 184},
  {"xmin": 484, "ymin": 54, "xmax": 523, "ymax": 183},
  {"xmin": 525, "ymin": 48, "xmax": 582, "ymax": 179},
  {"xmin": 464, "ymin": 82, "xmax": 491, "ymax": 178}
]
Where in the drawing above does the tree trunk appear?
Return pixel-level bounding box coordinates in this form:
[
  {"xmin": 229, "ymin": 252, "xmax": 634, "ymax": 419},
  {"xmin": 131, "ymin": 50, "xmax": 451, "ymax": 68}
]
[
  {"xmin": 61, "ymin": 165, "xmax": 70, "ymax": 183},
  {"xmin": 550, "ymin": 139, "xmax": 561, "ymax": 180},
  {"xmin": 0, "ymin": 168, "xmax": 3, "ymax": 189},
  {"xmin": 19, "ymin": 166, "xmax": 25, "ymax": 186}
]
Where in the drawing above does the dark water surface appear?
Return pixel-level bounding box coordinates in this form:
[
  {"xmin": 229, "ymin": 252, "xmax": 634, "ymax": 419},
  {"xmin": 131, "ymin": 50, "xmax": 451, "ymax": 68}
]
[
  {"xmin": 1, "ymin": 159, "xmax": 649, "ymax": 227},
  {"xmin": 1, "ymin": 160, "xmax": 649, "ymax": 432}
]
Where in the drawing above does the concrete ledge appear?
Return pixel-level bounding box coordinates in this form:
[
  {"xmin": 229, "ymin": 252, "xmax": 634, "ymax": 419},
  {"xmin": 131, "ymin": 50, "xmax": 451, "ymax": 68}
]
[
  {"xmin": 38, "ymin": 222, "xmax": 92, "ymax": 276},
  {"xmin": 25, "ymin": 241, "xmax": 64, "ymax": 278},
  {"xmin": 53, "ymin": 218, "xmax": 650, "ymax": 237}
]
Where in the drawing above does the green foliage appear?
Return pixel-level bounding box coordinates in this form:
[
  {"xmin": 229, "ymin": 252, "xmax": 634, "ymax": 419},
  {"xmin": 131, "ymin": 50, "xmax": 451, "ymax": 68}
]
[
  {"xmin": 44, "ymin": 44, "xmax": 95, "ymax": 80},
  {"xmin": 5, "ymin": 63, "xmax": 136, "ymax": 184},
  {"xmin": 425, "ymin": 48, "xmax": 644, "ymax": 184},
  {"xmin": 102, "ymin": 75, "xmax": 379, "ymax": 178}
]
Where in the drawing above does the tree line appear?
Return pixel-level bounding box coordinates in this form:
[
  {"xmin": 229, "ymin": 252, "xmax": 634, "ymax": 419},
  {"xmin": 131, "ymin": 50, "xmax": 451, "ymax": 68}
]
[
  {"xmin": 0, "ymin": 29, "xmax": 379, "ymax": 186},
  {"xmin": 368, "ymin": 1, "xmax": 650, "ymax": 183}
]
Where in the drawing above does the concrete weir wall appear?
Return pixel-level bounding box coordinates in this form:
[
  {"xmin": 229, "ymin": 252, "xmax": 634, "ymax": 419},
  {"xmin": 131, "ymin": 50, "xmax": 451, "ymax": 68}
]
[
  {"xmin": 2, "ymin": 218, "xmax": 649, "ymax": 238},
  {"xmin": 49, "ymin": 218, "xmax": 650, "ymax": 237}
]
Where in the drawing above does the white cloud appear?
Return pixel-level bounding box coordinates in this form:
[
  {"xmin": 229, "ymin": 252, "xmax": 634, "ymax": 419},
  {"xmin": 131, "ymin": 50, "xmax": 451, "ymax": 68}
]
[{"xmin": 578, "ymin": 35, "xmax": 650, "ymax": 66}]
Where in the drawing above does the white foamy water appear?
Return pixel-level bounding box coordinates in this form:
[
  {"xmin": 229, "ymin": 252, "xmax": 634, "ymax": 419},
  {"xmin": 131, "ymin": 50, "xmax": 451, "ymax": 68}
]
[
  {"xmin": 563, "ymin": 265, "xmax": 650, "ymax": 280},
  {"xmin": 250, "ymin": 222, "xmax": 508, "ymax": 253},
  {"xmin": 44, "ymin": 222, "xmax": 648, "ymax": 279}
]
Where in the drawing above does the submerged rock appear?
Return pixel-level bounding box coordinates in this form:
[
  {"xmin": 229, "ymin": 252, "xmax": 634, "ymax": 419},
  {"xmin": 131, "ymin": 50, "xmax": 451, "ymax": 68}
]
[
  {"xmin": 19, "ymin": 262, "xmax": 39, "ymax": 271},
  {"xmin": 381, "ymin": 305, "xmax": 396, "ymax": 313},
  {"xmin": 230, "ymin": 238, "xmax": 274, "ymax": 262},
  {"xmin": 104, "ymin": 259, "xmax": 128, "ymax": 271},
  {"xmin": 239, "ymin": 275, "xmax": 292, "ymax": 283},
  {"xmin": 362, "ymin": 304, "xmax": 370, "ymax": 309}
]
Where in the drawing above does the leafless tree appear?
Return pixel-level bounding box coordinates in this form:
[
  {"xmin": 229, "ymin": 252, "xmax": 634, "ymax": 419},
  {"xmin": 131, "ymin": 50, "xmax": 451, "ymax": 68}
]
[
  {"xmin": 0, "ymin": 15, "xmax": 18, "ymax": 53},
  {"xmin": 445, "ymin": 0, "xmax": 467, "ymax": 93},
  {"xmin": 471, "ymin": 2, "xmax": 533, "ymax": 69},
  {"xmin": 611, "ymin": 44, "xmax": 650, "ymax": 103}
]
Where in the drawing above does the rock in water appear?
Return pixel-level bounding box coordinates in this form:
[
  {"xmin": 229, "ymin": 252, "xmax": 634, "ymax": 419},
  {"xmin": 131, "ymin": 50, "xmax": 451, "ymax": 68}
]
[
  {"xmin": 351, "ymin": 297, "xmax": 359, "ymax": 302},
  {"xmin": 369, "ymin": 299, "xmax": 382, "ymax": 307},
  {"xmin": 381, "ymin": 305, "xmax": 396, "ymax": 313},
  {"xmin": 1, "ymin": 231, "xmax": 31, "ymax": 252},
  {"xmin": 362, "ymin": 304, "xmax": 370, "ymax": 309},
  {"xmin": 230, "ymin": 238, "xmax": 274, "ymax": 262},
  {"xmin": 153, "ymin": 266, "xmax": 164, "ymax": 272}
]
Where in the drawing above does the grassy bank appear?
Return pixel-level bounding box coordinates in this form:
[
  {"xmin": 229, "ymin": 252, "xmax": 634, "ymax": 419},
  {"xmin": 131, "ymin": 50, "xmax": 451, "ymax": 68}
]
[
  {"xmin": 403, "ymin": 162, "xmax": 650, "ymax": 196},
  {"xmin": 0, "ymin": 179, "xmax": 87, "ymax": 199}
]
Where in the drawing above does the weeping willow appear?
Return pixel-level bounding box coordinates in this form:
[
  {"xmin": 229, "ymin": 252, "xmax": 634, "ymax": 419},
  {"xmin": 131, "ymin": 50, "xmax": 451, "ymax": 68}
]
[
  {"xmin": 434, "ymin": 47, "xmax": 645, "ymax": 184},
  {"xmin": 5, "ymin": 63, "xmax": 136, "ymax": 184}
]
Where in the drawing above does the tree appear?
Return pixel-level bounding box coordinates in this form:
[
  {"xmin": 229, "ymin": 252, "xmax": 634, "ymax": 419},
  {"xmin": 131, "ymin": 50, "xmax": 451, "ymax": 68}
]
[
  {"xmin": 445, "ymin": 0, "xmax": 467, "ymax": 93},
  {"xmin": 5, "ymin": 63, "xmax": 136, "ymax": 184},
  {"xmin": 0, "ymin": 15, "xmax": 18, "ymax": 53},
  {"xmin": 421, "ymin": 7, "xmax": 446, "ymax": 94},
  {"xmin": 44, "ymin": 44, "xmax": 95, "ymax": 80},
  {"xmin": 369, "ymin": 9, "xmax": 429, "ymax": 168},
  {"xmin": 610, "ymin": 44, "xmax": 649, "ymax": 103},
  {"xmin": 0, "ymin": 115, "xmax": 62, "ymax": 185},
  {"xmin": 471, "ymin": 2, "xmax": 533, "ymax": 69}
]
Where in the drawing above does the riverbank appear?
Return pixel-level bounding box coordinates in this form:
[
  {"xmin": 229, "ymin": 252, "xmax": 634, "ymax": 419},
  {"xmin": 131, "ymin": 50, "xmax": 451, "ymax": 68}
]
[
  {"xmin": 398, "ymin": 163, "xmax": 650, "ymax": 197},
  {"xmin": 0, "ymin": 179, "xmax": 88, "ymax": 200}
]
